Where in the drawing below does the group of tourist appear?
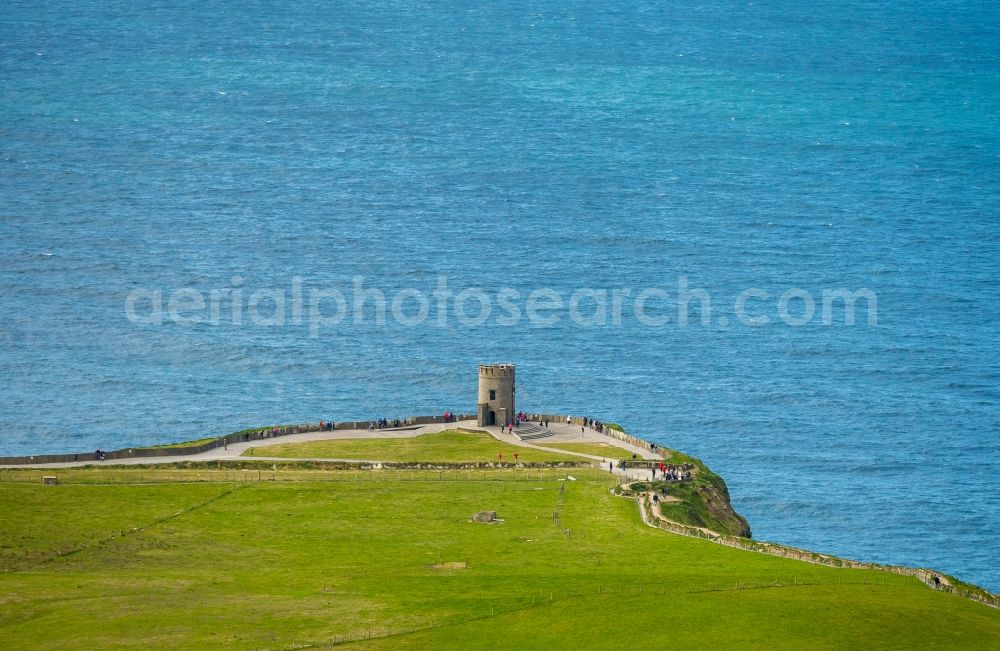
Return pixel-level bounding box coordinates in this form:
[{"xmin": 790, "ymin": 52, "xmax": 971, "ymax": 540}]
[
  {"xmin": 369, "ymin": 418, "xmax": 401, "ymax": 430},
  {"xmin": 513, "ymin": 412, "xmax": 552, "ymax": 429},
  {"xmin": 499, "ymin": 412, "xmax": 537, "ymax": 432},
  {"xmin": 93, "ymin": 449, "xmax": 106, "ymax": 461},
  {"xmin": 318, "ymin": 420, "xmax": 334, "ymax": 431},
  {"xmin": 651, "ymin": 462, "xmax": 693, "ymax": 482}
]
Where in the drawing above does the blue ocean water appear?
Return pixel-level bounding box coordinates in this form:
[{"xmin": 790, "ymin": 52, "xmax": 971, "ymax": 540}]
[{"xmin": 1, "ymin": 1, "xmax": 998, "ymax": 590}]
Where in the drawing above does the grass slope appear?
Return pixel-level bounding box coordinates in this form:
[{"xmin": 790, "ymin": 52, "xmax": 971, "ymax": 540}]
[
  {"xmin": 243, "ymin": 429, "xmax": 582, "ymax": 463},
  {"xmin": 0, "ymin": 468, "xmax": 996, "ymax": 650},
  {"xmin": 150, "ymin": 437, "xmax": 218, "ymax": 449},
  {"xmin": 541, "ymin": 442, "xmax": 633, "ymax": 458}
]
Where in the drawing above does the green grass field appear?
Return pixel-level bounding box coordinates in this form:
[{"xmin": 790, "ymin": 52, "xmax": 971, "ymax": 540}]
[
  {"xmin": 541, "ymin": 441, "xmax": 633, "ymax": 458},
  {"xmin": 0, "ymin": 467, "xmax": 996, "ymax": 650},
  {"xmin": 243, "ymin": 429, "xmax": 584, "ymax": 463},
  {"xmin": 150, "ymin": 437, "xmax": 218, "ymax": 449}
]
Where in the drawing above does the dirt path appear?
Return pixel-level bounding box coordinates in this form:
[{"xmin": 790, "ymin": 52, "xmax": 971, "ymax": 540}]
[{"xmin": 632, "ymin": 490, "xmax": 719, "ymax": 537}]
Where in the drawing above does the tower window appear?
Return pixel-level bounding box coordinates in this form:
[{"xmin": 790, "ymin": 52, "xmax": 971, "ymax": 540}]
[{"xmin": 489, "ymin": 390, "xmax": 496, "ymax": 400}]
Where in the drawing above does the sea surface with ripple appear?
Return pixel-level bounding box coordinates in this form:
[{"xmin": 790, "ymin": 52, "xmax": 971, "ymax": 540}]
[{"xmin": 1, "ymin": 0, "xmax": 998, "ymax": 590}]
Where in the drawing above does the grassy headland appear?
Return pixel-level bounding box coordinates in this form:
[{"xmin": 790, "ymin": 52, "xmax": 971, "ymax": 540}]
[{"xmin": 0, "ymin": 464, "xmax": 996, "ymax": 649}]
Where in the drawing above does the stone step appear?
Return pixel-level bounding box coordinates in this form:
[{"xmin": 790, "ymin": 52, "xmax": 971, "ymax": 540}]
[{"xmin": 515, "ymin": 425, "xmax": 555, "ymax": 441}]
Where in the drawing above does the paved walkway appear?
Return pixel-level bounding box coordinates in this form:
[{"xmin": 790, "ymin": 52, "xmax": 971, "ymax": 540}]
[
  {"xmin": 5, "ymin": 419, "xmax": 656, "ymax": 481},
  {"xmin": 484, "ymin": 421, "xmax": 656, "ymax": 479}
]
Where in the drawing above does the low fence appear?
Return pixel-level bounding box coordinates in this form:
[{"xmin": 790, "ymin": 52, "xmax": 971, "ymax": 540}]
[
  {"xmin": 0, "ymin": 414, "xmax": 476, "ymax": 466},
  {"xmin": 628, "ymin": 490, "xmax": 998, "ymax": 609},
  {"xmin": 603, "ymin": 427, "xmax": 665, "ymax": 457},
  {"xmin": 312, "ymin": 460, "xmax": 589, "ymax": 471}
]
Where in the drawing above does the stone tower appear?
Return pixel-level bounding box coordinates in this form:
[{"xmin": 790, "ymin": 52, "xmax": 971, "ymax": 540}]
[{"xmin": 477, "ymin": 364, "xmax": 515, "ymax": 427}]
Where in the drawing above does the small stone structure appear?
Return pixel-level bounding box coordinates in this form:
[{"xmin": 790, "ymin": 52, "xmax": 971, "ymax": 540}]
[
  {"xmin": 477, "ymin": 364, "xmax": 515, "ymax": 427},
  {"xmin": 472, "ymin": 511, "xmax": 498, "ymax": 523},
  {"xmin": 42, "ymin": 476, "xmax": 58, "ymax": 485}
]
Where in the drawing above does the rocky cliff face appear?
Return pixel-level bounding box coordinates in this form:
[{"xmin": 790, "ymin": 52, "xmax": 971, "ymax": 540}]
[{"xmin": 695, "ymin": 471, "xmax": 752, "ymax": 538}]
